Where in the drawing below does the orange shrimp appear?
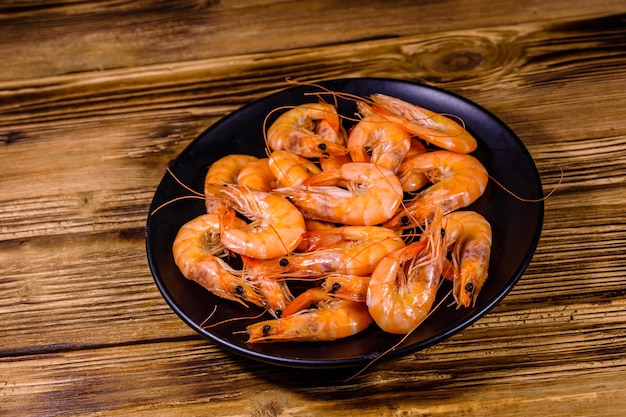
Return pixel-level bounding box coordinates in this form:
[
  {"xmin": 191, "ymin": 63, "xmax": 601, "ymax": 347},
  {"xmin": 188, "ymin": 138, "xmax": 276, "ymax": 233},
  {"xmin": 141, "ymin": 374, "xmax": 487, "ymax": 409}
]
[
  {"xmin": 321, "ymin": 274, "xmax": 370, "ymax": 303},
  {"xmin": 347, "ymin": 112, "xmax": 411, "ymax": 173},
  {"xmin": 268, "ymin": 149, "xmax": 321, "ymax": 187},
  {"xmin": 217, "ymin": 185, "xmax": 306, "ymax": 260},
  {"xmin": 274, "ymin": 162, "xmax": 403, "ymax": 226},
  {"xmin": 236, "ymin": 158, "xmax": 278, "ymax": 191},
  {"xmin": 204, "ymin": 154, "xmax": 258, "ymax": 214},
  {"xmin": 443, "ymin": 211, "xmax": 492, "ymax": 308},
  {"xmin": 246, "ymin": 298, "xmax": 372, "ymax": 342},
  {"xmin": 367, "ymin": 93, "xmax": 477, "ymax": 153},
  {"xmin": 266, "ymin": 102, "xmax": 348, "ymax": 158},
  {"xmin": 172, "ymin": 214, "xmax": 263, "ymax": 307},
  {"xmin": 278, "ymin": 275, "xmax": 369, "ymax": 317},
  {"xmin": 245, "ymin": 225, "xmax": 405, "ymax": 279},
  {"xmin": 319, "ymin": 152, "xmax": 352, "ymax": 171},
  {"xmin": 384, "ymin": 150, "xmax": 488, "ymax": 230},
  {"xmin": 241, "ymin": 255, "xmax": 294, "ymax": 318},
  {"xmin": 367, "ymin": 210, "xmax": 447, "ymax": 334}
]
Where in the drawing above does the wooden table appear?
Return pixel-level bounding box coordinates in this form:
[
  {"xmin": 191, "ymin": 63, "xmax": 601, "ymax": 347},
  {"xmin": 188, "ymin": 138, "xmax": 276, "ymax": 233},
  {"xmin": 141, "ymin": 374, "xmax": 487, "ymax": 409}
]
[{"xmin": 2, "ymin": 1, "xmax": 625, "ymax": 415}]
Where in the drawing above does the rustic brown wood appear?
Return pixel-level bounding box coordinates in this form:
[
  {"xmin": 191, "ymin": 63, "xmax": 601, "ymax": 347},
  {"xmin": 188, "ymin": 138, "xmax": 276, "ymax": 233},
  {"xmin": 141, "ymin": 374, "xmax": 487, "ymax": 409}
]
[{"xmin": 1, "ymin": 1, "xmax": 625, "ymax": 415}]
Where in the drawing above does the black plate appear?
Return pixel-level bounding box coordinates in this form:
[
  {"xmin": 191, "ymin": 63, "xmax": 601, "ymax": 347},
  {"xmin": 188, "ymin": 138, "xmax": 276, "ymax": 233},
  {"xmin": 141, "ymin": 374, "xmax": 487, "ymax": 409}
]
[{"xmin": 146, "ymin": 78, "xmax": 543, "ymax": 369}]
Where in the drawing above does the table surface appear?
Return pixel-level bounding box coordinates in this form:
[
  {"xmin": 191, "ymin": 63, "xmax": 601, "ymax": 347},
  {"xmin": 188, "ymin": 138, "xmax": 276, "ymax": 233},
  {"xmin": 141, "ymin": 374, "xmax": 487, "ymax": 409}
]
[{"xmin": 1, "ymin": 1, "xmax": 625, "ymax": 416}]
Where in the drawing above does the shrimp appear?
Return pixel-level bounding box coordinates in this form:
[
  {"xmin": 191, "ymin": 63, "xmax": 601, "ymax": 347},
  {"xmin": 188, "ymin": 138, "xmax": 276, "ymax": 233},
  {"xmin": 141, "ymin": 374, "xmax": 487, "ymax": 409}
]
[
  {"xmin": 384, "ymin": 150, "xmax": 488, "ymax": 230},
  {"xmin": 266, "ymin": 102, "xmax": 348, "ymax": 158},
  {"xmin": 245, "ymin": 225, "xmax": 405, "ymax": 279},
  {"xmin": 443, "ymin": 211, "xmax": 492, "ymax": 308},
  {"xmin": 367, "ymin": 210, "xmax": 447, "ymax": 334},
  {"xmin": 241, "ymin": 255, "xmax": 294, "ymax": 318},
  {"xmin": 274, "ymin": 162, "xmax": 404, "ymax": 226},
  {"xmin": 246, "ymin": 298, "xmax": 372, "ymax": 342},
  {"xmin": 236, "ymin": 158, "xmax": 278, "ymax": 191},
  {"xmin": 172, "ymin": 214, "xmax": 263, "ymax": 307},
  {"xmin": 367, "ymin": 93, "xmax": 477, "ymax": 153},
  {"xmin": 204, "ymin": 154, "xmax": 258, "ymax": 214},
  {"xmin": 347, "ymin": 112, "xmax": 411, "ymax": 173},
  {"xmin": 268, "ymin": 149, "xmax": 321, "ymax": 187},
  {"xmin": 217, "ymin": 185, "xmax": 306, "ymax": 260},
  {"xmin": 322, "ymin": 274, "xmax": 370, "ymax": 303},
  {"xmin": 319, "ymin": 152, "xmax": 351, "ymax": 172},
  {"xmin": 275, "ymin": 275, "xmax": 369, "ymax": 318}
]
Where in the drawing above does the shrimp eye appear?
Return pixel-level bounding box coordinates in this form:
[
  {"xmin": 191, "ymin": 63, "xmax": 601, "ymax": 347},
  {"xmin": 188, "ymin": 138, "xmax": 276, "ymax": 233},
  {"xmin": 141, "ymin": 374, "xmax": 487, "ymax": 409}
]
[
  {"xmin": 400, "ymin": 215, "xmax": 410, "ymax": 225},
  {"xmin": 331, "ymin": 282, "xmax": 341, "ymax": 292},
  {"xmin": 317, "ymin": 143, "xmax": 327, "ymax": 151},
  {"xmin": 440, "ymin": 228, "xmax": 446, "ymax": 238},
  {"xmin": 235, "ymin": 285, "xmax": 244, "ymax": 294},
  {"xmin": 279, "ymin": 258, "xmax": 289, "ymax": 267},
  {"xmin": 275, "ymin": 310, "xmax": 282, "ymax": 318},
  {"xmin": 464, "ymin": 282, "xmax": 474, "ymax": 293},
  {"xmin": 262, "ymin": 325, "xmax": 271, "ymax": 334}
]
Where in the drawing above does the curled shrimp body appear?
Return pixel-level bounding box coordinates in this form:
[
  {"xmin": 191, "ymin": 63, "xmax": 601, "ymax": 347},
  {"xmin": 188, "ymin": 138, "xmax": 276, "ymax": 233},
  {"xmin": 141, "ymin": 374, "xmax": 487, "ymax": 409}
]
[
  {"xmin": 246, "ymin": 225, "xmax": 405, "ymax": 279},
  {"xmin": 266, "ymin": 103, "xmax": 348, "ymax": 158},
  {"xmin": 172, "ymin": 214, "xmax": 263, "ymax": 307},
  {"xmin": 367, "ymin": 211, "xmax": 447, "ymax": 334},
  {"xmin": 218, "ymin": 185, "xmax": 306, "ymax": 260},
  {"xmin": 236, "ymin": 158, "xmax": 278, "ymax": 191},
  {"xmin": 384, "ymin": 150, "xmax": 488, "ymax": 230},
  {"xmin": 268, "ymin": 150, "xmax": 321, "ymax": 187},
  {"xmin": 275, "ymin": 162, "xmax": 404, "ymax": 226},
  {"xmin": 204, "ymin": 154, "xmax": 258, "ymax": 214},
  {"xmin": 444, "ymin": 211, "xmax": 492, "ymax": 308},
  {"xmin": 368, "ymin": 93, "xmax": 477, "ymax": 154},
  {"xmin": 347, "ymin": 113, "xmax": 411, "ymax": 173},
  {"xmin": 246, "ymin": 298, "xmax": 372, "ymax": 342}
]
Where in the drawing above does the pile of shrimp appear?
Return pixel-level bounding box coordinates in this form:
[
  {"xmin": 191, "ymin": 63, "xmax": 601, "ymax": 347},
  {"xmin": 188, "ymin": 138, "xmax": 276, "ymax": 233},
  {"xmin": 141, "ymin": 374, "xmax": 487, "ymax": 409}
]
[{"xmin": 171, "ymin": 91, "xmax": 492, "ymax": 343}]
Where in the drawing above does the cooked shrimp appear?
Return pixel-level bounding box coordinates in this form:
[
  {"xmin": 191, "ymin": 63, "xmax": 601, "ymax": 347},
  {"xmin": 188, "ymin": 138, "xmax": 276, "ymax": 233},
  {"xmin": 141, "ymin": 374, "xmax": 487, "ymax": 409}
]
[
  {"xmin": 268, "ymin": 149, "xmax": 321, "ymax": 187},
  {"xmin": 172, "ymin": 214, "xmax": 263, "ymax": 307},
  {"xmin": 241, "ymin": 255, "xmax": 293, "ymax": 318},
  {"xmin": 236, "ymin": 158, "xmax": 278, "ymax": 191},
  {"xmin": 274, "ymin": 162, "xmax": 404, "ymax": 226},
  {"xmin": 322, "ymin": 274, "xmax": 370, "ymax": 303},
  {"xmin": 443, "ymin": 211, "xmax": 492, "ymax": 308},
  {"xmin": 280, "ymin": 287, "xmax": 332, "ymax": 317},
  {"xmin": 279, "ymin": 282, "xmax": 368, "ymax": 317},
  {"xmin": 204, "ymin": 154, "xmax": 258, "ymax": 214},
  {"xmin": 217, "ymin": 185, "xmax": 306, "ymax": 259},
  {"xmin": 246, "ymin": 225, "xmax": 405, "ymax": 279},
  {"xmin": 347, "ymin": 112, "xmax": 411, "ymax": 173},
  {"xmin": 266, "ymin": 102, "xmax": 348, "ymax": 158},
  {"xmin": 368, "ymin": 93, "xmax": 477, "ymax": 153},
  {"xmin": 384, "ymin": 150, "xmax": 488, "ymax": 230},
  {"xmin": 246, "ymin": 298, "xmax": 372, "ymax": 342},
  {"xmin": 367, "ymin": 210, "xmax": 447, "ymax": 334},
  {"xmin": 319, "ymin": 152, "xmax": 352, "ymax": 171}
]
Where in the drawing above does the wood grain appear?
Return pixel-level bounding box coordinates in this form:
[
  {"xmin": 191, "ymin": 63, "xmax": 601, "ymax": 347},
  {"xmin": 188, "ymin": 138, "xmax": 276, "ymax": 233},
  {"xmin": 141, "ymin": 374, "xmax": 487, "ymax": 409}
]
[{"xmin": 1, "ymin": 1, "xmax": 625, "ymax": 415}]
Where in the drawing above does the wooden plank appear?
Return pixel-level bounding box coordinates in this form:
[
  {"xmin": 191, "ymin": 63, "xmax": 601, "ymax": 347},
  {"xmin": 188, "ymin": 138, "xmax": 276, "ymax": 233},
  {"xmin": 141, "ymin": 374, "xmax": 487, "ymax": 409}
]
[
  {"xmin": 1, "ymin": 336, "xmax": 625, "ymax": 416},
  {"xmin": 0, "ymin": 0, "xmax": 623, "ymax": 81}
]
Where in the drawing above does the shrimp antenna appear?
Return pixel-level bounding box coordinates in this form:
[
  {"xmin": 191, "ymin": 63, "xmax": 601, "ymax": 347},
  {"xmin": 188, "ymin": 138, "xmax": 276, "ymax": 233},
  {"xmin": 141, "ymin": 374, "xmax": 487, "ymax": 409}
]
[
  {"xmin": 203, "ymin": 309, "xmax": 268, "ymax": 329},
  {"xmin": 489, "ymin": 166, "xmax": 563, "ymax": 203},
  {"xmin": 149, "ymin": 166, "xmax": 205, "ymax": 215},
  {"xmin": 150, "ymin": 195, "xmax": 205, "ymax": 216}
]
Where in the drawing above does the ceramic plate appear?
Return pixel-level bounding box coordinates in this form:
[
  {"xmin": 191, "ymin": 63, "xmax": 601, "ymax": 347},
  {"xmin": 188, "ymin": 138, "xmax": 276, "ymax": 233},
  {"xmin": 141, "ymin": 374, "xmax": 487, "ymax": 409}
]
[{"xmin": 146, "ymin": 78, "xmax": 543, "ymax": 369}]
